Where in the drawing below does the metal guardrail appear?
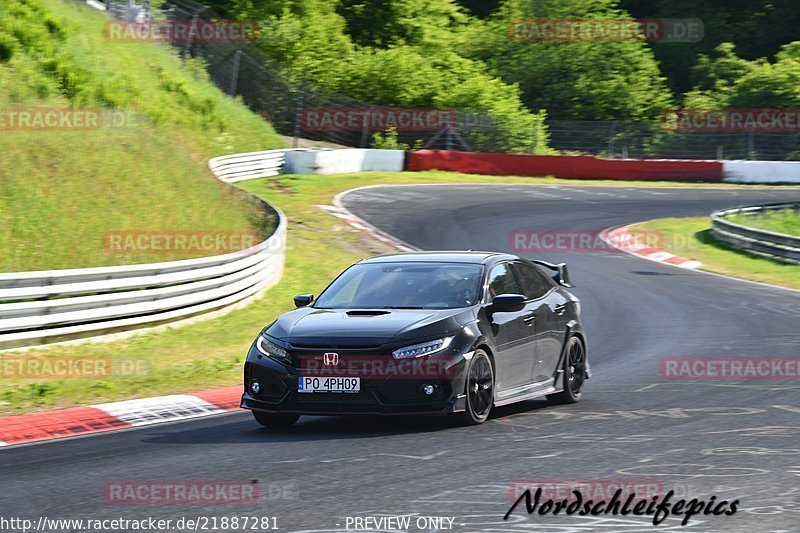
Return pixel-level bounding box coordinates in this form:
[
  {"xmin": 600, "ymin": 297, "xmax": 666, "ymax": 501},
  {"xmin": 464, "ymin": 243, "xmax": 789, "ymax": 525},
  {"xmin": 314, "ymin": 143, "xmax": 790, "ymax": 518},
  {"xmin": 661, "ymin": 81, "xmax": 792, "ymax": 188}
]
[
  {"xmin": 208, "ymin": 149, "xmax": 307, "ymax": 183},
  {"xmin": 711, "ymin": 203, "xmax": 800, "ymax": 264},
  {"xmin": 0, "ymin": 153, "xmax": 288, "ymax": 350}
]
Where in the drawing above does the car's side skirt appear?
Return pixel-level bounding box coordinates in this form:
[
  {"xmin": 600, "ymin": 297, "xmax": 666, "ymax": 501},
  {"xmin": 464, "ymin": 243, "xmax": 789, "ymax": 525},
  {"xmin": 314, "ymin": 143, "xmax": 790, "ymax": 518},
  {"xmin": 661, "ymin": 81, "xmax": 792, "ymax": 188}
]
[{"xmin": 494, "ymin": 380, "xmax": 559, "ymax": 407}]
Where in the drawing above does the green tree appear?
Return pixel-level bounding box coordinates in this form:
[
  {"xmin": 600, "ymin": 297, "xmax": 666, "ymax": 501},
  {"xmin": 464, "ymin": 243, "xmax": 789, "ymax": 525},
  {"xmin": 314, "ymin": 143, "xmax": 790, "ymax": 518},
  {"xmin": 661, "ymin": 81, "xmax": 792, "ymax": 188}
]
[
  {"xmin": 337, "ymin": 0, "xmax": 469, "ymax": 49},
  {"xmin": 620, "ymin": 0, "xmax": 800, "ymax": 96},
  {"xmin": 684, "ymin": 42, "xmax": 800, "ymax": 109},
  {"xmin": 464, "ymin": 0, "xmax": 674, "ymax": 120},
  {"xmin": 230, "ymin": 0, "xmax": 551, "ymax": 152}
]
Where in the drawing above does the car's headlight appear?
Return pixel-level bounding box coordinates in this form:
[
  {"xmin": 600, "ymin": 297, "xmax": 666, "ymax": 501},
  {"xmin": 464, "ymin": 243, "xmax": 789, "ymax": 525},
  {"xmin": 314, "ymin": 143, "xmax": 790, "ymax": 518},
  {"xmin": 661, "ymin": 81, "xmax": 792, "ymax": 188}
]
[
  {"xmin": 256, "ymin": 335, "xmax": 287, "ymax": 359},
  {"xmin": 392, "ymin": 336, "xmax": 454, "ymax": 359}
]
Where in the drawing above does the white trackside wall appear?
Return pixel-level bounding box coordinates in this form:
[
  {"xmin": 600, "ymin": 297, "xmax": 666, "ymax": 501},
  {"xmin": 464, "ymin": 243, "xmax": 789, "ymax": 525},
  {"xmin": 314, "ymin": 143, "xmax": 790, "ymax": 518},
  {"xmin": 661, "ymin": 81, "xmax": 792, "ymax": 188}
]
[
  {"xmin": 274, "ymin": 149, "xmax": 800, "ymax": 184},
  {"xmin": 723, "ymin": 160, "xmax": 800, "ymax": 183},
  {"xmin": 284, "ymin": 149, "xmax": 404, "ymax": 175},
  {"xmin": 208, "ymin": 147, "xmax": 800, "ymax": 185}
]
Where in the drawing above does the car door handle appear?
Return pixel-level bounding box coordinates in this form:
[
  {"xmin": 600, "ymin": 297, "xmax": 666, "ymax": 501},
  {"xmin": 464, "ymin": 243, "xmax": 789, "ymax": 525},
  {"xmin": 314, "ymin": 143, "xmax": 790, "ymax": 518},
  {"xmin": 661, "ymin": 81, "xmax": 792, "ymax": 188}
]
[
  {"xmin": 554, "ymin": 304, "xmax": 567, "ymax": 315},
  {"xmin": 523, "ymin": 313, "xmax": 536, "ymax": 325}
]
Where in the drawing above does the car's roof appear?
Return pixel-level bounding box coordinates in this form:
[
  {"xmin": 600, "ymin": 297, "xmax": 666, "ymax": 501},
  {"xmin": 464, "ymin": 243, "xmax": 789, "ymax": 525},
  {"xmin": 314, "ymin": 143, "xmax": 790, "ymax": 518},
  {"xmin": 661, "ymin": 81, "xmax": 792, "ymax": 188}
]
[{"xmin": 358, "ymin": 251, "xmax": 519, "ymax": 265}]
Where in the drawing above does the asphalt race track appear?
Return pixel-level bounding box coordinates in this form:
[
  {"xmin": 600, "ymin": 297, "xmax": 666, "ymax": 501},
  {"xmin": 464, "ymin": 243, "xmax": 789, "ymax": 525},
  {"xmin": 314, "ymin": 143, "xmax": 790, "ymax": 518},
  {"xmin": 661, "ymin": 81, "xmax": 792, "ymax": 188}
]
[{"xmin": 4, "ymin": 184, "xmax": 800, "ymax": 532}]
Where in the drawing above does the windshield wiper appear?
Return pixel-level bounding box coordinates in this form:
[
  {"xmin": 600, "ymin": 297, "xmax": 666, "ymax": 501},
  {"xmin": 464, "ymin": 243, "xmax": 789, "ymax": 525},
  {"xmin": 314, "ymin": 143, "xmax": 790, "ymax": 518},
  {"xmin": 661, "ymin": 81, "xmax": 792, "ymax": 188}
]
[{"xmin": 382, "ymin": 306, "xmax": 426, "ymax": 309}]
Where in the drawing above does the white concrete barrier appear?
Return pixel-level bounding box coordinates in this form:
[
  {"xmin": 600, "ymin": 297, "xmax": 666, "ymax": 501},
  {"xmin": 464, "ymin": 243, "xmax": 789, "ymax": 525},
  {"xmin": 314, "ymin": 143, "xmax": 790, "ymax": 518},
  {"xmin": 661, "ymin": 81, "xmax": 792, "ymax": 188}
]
[
  {"xmin": 723, "ymin": 160, "xmax": 800, "ymax": 184},
  {"xmin": 283, "ymin": 150, "xmax": 322, "ymax": 175},
  {"xmin": 284, "ymin": 149, "xmax": 404, "ymax": 175},
  {"xmin": 361, "ymin": 149, "xmax": 406, "ymax": 172}
]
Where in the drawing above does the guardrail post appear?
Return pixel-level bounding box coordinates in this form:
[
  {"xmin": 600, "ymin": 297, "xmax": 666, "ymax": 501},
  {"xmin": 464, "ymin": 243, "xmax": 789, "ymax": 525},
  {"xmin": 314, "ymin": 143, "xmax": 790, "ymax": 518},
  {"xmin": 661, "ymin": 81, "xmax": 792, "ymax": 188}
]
[
  {"xmin": 228, "ymin": 49, "xmax": 242, "ymax": 96},
  {"xmin": 360, "ymin": 108, "xmax": 370, "ymax": 148},
  {"xmin": 181, "ymin": 7, "xmax": 205, "ymax": 65},
  {"xmin": 292, "ymin": 85, "xmax": 304, "ymax": 149},
  {"xmin": 607, "ymin": 120, "xmax": 618, "ymax": 158}
]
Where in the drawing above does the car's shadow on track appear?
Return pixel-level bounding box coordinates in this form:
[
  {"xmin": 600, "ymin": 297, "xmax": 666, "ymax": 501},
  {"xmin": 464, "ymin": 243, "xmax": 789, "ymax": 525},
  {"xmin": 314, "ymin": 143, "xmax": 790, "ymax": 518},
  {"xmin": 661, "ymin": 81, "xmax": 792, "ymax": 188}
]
[
  {"xmin": 631, "ymin": 270, "xmax": 675, "ymax": 276},
  {"xmin": 139, "ymin": 400, "xmax": 555, "ymax": 445}
]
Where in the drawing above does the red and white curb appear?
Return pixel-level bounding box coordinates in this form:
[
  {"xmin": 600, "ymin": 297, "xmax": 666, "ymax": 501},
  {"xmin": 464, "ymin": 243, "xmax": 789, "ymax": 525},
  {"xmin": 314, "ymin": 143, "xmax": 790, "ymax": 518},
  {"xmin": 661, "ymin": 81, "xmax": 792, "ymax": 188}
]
[
  {"xmin": 602, "ymin": 226, "xmax": 702, "ymax": 269},
  {"xmin": 0, "ymin": 385, "xmax": 241, "ymax": 447}
]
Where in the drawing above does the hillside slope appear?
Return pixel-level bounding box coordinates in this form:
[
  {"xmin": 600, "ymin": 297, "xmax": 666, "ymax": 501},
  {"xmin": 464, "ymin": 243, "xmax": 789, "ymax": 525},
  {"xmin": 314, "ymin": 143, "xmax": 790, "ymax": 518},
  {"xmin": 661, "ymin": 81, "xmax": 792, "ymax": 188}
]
[{"xmin": 0, "ymin": 0, "xmax": 284, "ymax": 271}]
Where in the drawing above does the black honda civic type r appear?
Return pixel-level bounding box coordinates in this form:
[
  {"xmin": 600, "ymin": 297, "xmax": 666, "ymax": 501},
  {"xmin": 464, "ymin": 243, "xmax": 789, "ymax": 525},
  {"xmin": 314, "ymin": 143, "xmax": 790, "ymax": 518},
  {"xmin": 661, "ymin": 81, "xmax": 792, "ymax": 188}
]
[{"xmin": 242, "ymin": 252, "xmax": 589, "ymax": 427}]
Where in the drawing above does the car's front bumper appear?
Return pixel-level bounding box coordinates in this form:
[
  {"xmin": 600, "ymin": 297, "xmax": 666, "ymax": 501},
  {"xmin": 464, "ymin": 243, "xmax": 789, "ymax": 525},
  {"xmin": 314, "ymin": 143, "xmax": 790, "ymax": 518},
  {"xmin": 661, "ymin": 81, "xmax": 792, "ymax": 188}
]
[
  {"xmin": 241, "ymin": 343, "xmax": 470, "ymax": 416},
  {"xmin": 241, "ymin": 390, "xmax": 466, "ymax": 416}
]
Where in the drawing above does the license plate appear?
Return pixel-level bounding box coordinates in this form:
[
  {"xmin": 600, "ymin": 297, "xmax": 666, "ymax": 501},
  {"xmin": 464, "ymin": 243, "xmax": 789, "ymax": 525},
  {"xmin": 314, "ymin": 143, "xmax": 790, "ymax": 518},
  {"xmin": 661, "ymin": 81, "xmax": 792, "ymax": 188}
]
[{"xmin": 298, "ymin": 376, "xmax": 360, "ymax": 393}]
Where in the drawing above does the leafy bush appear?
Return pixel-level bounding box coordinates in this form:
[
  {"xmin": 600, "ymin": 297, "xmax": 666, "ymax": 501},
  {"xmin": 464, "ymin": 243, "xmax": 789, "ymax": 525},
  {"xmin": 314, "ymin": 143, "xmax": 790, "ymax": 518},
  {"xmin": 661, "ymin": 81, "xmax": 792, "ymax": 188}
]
[
  {"xmin": 0, "ymin": 31, "xmax": 15, "ymax": 62},
  {"xmin": 370, "ymin": 126, "xmax": 423, "ymax": 150}
]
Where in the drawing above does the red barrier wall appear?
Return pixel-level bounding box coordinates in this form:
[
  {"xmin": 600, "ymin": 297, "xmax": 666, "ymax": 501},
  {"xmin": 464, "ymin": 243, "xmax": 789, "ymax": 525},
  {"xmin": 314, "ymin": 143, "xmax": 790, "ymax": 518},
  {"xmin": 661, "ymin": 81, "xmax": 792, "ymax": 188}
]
[{"xmin": 407, "ymin": 150, "xmax": 724, "ymax": 182}]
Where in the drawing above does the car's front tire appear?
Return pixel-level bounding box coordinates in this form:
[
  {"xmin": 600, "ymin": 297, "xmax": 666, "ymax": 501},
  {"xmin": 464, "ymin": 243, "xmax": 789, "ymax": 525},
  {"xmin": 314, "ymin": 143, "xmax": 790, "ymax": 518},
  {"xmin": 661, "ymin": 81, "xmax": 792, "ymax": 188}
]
[
  {"xmin": 547, "ymin": 336, "xmax": 586, "ymax": 405},
  {"xmin": 460, "ymin": 349, "xmax": 494, "ymax": 425},
  {"xmin": 252, "ymin": 411, "xmax": 300, "ymax": 428}
]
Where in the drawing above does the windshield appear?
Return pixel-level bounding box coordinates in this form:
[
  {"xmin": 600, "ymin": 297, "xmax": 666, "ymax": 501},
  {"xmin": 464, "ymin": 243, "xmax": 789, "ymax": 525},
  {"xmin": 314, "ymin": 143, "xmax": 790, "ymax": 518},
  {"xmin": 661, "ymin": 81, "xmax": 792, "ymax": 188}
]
[{"xmin": 314, "ymin": 262, "xmax": 484, "ymax": 310}]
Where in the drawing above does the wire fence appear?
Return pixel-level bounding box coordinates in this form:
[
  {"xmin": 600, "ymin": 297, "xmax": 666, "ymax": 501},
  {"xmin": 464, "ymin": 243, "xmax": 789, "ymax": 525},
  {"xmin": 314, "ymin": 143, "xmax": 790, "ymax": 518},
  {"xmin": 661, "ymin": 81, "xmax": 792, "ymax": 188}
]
[
  {"xmin": 95, "ymin": 0, "xmax": 800, "ymax": 160},
  {"xmin": 548, "ymin": 120, "xmax": 800, "ymax": 160},
  {"xmin": 153, "ymin": 0, "xmax": 506, "ymax": 151}
]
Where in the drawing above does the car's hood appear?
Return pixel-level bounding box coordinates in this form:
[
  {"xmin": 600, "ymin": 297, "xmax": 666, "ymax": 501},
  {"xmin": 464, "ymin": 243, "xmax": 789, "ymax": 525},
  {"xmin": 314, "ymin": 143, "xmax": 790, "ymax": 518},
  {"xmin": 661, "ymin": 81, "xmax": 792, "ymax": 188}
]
[{"xmin": 266, "ymin": 307, "xmax": 472, "ymax": 345}]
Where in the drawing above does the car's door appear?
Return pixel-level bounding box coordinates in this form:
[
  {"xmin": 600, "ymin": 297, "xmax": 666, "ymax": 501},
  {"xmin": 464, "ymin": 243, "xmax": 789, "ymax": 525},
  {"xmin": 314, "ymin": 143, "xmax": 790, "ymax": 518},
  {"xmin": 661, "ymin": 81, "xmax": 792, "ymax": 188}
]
[
  {"xmin": 511, "ymin": 262, "xmax": 568, "ymax": 383},
  {"xmin": 485, "ymin": 262, "xmax": 535, "ymax": 392}
]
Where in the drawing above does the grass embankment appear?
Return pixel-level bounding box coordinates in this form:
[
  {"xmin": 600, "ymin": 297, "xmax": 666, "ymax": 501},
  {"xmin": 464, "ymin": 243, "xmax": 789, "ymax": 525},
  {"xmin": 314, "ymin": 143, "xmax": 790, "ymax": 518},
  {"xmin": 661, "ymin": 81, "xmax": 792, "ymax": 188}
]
[
  {"xmin": 0, "ymin": 0, "xmax": 284, "ymax": 271},
  {"xmin": 728, "ymin": 208, "xmax": 800, "ymax": 236},
  {"xmin": 3, "ymin": 170, "xmax": 798, "ymax": 415},
  {"xmin": 632, "ymin": 217, "xmax": 800, "ymax": 290}
]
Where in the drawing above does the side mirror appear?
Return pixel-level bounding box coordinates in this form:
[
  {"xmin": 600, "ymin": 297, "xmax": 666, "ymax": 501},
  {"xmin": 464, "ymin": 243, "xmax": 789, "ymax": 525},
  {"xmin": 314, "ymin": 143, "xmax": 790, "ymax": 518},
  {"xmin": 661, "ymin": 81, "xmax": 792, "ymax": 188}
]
[
  {"xmin": 293, "ymin": 294, "xmax": 314, "ymax": 307},
  {"xmin": 490, "ymin": 294, "xmax": 526, "ymax": 312}
]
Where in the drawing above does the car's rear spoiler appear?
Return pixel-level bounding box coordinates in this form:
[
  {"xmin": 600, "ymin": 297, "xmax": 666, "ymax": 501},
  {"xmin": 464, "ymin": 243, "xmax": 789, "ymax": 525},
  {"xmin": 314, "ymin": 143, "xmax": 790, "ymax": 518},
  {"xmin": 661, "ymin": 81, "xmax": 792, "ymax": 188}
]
[{"xmin": 531, "ymin": 260, "xmax": 573, "ymax": 288}]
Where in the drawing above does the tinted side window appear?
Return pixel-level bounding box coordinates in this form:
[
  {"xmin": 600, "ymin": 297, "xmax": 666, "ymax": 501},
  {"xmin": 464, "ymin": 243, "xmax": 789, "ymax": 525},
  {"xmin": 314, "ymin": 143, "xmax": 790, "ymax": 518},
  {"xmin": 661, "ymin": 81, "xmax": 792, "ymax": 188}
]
[
  {"xmin": 487, "ymin": 263, "xmax": 520, "ymax": 298},
  {"xmin": 512, "ymin": 262, "xmax": 551, "ymax": 300}
]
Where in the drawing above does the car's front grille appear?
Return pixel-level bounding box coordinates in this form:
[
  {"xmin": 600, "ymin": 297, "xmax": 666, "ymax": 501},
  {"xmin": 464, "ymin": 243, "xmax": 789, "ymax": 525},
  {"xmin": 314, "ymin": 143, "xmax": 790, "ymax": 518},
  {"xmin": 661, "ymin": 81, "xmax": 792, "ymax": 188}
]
[
  {"xmin": 288, "ymin": 352, "xmax": 395, "ymax": 373},
  {"xmin": 290, "ymin": 343, "xmax": 385, "ymax": 350}
]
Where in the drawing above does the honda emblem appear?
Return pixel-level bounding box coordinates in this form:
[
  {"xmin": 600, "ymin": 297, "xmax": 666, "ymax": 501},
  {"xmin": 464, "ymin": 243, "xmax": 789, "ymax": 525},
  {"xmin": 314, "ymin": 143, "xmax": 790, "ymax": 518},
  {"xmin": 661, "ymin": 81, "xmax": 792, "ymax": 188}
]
[{"xmin": 323, "ymin": 352, "xmax": 339, "ymax": 366}]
